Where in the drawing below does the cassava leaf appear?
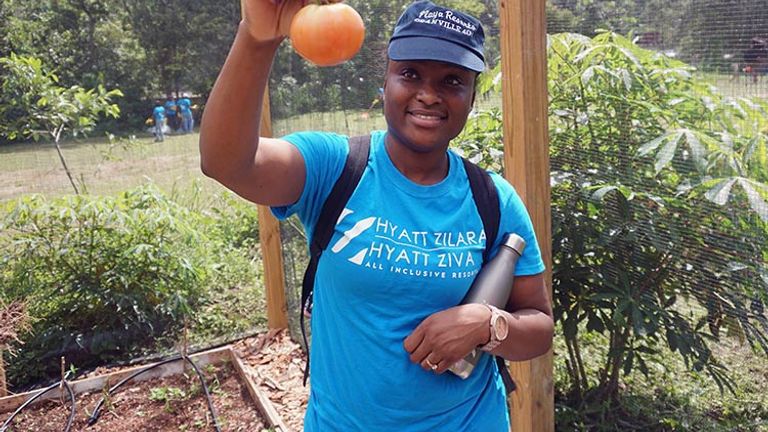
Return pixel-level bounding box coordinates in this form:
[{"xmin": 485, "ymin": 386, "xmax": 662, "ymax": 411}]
[
  {"xmin": 704, "ymin": 178, "xmax": 737, "ymax": 205},
  {"xmin": 737, "ymin": 178, "xmax": 768, "ymax": 221},
  {"xmin": 639, "ymin": 134, "xmax": 667, "ymax": 156},
  {"xmin": 655, "ymin": 131, "xmax": 683, "ymax": 173},
  {"xmin": 683, "ymin": 129, "xmax": 707, "ymax": 171}
]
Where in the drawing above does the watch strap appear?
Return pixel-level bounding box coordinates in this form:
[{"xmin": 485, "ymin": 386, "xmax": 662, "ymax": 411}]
[{"xmin": 479, "ymin": 304, "xmax": 505, "ymax": 352}]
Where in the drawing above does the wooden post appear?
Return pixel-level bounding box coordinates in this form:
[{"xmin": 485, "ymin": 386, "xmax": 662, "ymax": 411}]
[
  {"xmin": 240, "ymin": 0, "xmax": 288, "ymax": 330},
  {"xmin": 258, "ymin": 95, "xmax": 289, "ymax": 330},
  {"xmin": 0, "ymin": 350, "xmax": 7, "ymax": 397},
  {"xmin": 498, "ymin": 0, "xmax": 554, "ymax": 431}
]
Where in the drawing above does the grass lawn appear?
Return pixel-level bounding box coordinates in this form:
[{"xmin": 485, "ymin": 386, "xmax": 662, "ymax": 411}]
[
  {"xmin": 0, "ymin": 131, "xmax": 218, "ymax": 202},
  {"xmin": 0, "ymin": 107, "xmax": 389, "ymax": 203},
  {"xmin": 698, "ymin": 73, "xmax": 768, "ymax": 100}
]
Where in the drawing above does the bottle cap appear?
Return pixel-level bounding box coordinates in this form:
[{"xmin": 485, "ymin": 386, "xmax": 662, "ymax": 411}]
[{"xmin": 502, "ymin": 233, "xmax": 526, "ymax": 255}]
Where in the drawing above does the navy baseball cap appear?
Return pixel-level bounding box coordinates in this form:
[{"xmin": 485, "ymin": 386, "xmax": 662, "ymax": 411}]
[{"xmin": 388, "ymin": 1, "xmax": 485, "ymax": 72}]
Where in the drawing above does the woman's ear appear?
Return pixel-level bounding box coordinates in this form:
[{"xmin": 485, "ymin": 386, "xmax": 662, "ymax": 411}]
[{"xmin": 471, "ymin": 73, "xmax": 480, "ymax": 107}]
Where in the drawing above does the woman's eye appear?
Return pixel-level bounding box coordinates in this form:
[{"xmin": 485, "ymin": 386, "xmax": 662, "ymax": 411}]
[{"xmin": 402, "ymin": 69, "xmax": 418, "ymax": 79}]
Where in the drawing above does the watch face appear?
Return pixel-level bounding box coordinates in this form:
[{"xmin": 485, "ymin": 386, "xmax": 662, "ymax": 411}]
[{"xmin": 493, "ymin": 314, "xmax": 509, "ymax": 341}]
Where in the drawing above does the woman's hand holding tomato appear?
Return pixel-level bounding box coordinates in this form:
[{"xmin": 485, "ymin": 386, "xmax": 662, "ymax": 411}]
[
  {"xmin": 242, "ymin": 0, "xmax": 345, "ymax": 44},
  {"xmin": 241, "ymin": 0, "xmax": 306, "ymax": 43},
  {"xmin": 242, "ymin": 0, "xmax": 364, "ymax": 67}
]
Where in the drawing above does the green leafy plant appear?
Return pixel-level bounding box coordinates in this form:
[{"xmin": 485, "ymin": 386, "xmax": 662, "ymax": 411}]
[
  {"xmin": 455, "ymin": 31, "xmax": 768, "ymax": 421},
  {"xmin": 149, "ymin": 385, "xmax": 188, "ymax": 413}
]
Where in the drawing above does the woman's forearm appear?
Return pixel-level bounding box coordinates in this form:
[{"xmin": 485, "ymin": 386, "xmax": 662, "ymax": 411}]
[
  {"xmin": 492, "ymin": 308, "xmax": 554, "ymax": 362},
  {"xmin": 199, "ymin": 23, "xmax": 282, "ymax": 180}
]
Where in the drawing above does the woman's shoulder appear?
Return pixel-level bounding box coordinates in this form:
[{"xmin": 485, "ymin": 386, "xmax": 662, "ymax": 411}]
[
  {"xmin": 482, "ymin": 170, "xmax": 527, "ymax": 211},
  {"xmin": 486, "ymin": 171, "xmax": 515, "ymax": 193},
  {"xmin": 282, "ymin": 130, "xmax": 385, "ymax": 150}
]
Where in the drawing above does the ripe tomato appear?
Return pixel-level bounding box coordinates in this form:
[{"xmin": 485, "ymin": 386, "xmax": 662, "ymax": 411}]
[{"xmin": 289, "ymin": 2, "xmax": 365, "ymax": 67}]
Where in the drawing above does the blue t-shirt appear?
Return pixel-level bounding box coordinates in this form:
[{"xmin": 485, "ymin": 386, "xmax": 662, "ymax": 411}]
[
  {"xmin": 272, "ymin": 130, "xmax": 545, "ymax": 432},
  {"xmin": 164, "ymin": 100, "xmax": 177, "ymax": 116},
  {"xmin": 178, "ymin": 97, "xmax": 192, "ymax": 115},
  {"xmin": 152, "ymin": 106, "xmax": 165, "ymax": 122}
]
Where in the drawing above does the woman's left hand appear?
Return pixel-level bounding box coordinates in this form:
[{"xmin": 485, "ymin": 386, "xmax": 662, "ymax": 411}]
[{"xmin": 403, "ymin": 303, "xmax": 491, "ymax": 374}]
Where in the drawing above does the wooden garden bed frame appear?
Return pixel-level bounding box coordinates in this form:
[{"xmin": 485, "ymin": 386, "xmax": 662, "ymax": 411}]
[
  {"xmin": 0, "ymin": 346, "xmax": 291, "ymax": 432},
  {"xmin": 255, "ymin": 0, "xmax": 553, "ymax": 430}
]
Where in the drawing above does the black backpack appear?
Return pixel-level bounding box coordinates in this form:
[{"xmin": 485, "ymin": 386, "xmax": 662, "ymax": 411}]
[{"xmin": 299, "ymin": 134, "xmax": 516, "ymax": 394}]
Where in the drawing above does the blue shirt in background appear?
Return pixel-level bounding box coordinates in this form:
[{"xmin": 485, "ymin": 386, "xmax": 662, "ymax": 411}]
[
  {"xmin": 152, "ymin": 105, "xmax": 166, "ymax": 122},
  {"xmin": 164, "ymin": 100, "xmax": 177, "ymax": 117},
  {"xmin": 178, "ymin": 97, "xmax": 192, "ymax": 115}
]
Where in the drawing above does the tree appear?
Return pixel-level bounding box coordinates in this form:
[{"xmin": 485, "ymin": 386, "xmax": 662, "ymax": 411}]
[
  {"xmin": 1, "ymin": 0, "xmax": 241, "ymax": 131},
  {"xmin": 0, "ymin": 53, "xmax": 122, "ymax": 193}
]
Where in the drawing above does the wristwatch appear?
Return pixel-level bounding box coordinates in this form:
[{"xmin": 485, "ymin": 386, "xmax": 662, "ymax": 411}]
[{"xmin": 479, "ymin": 304, "xmax": 509, "ymax": 352}]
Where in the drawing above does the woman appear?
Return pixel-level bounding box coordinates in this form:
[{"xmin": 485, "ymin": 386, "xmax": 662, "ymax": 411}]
[{"xmin": 199, "ymin": 1, "xmax": 554, "ymax": 430}]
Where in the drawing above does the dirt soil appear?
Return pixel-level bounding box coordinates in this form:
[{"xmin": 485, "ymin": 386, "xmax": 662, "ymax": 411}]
[{"xmin": 1, "ymin": 329, "xmax": 309, "ymax": 431}]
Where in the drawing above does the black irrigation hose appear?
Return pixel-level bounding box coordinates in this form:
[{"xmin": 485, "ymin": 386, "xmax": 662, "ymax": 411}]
[
  {"xmin": 1, "ymin": 378, "xmax": 76, "ymax": 432},
  {"xmin": 86, "ymin": 354, "xmax": 222, "ymax": 432},
  {"xmin": 102, "ymin": 328, "xmax": 264, "ymax": 371}
]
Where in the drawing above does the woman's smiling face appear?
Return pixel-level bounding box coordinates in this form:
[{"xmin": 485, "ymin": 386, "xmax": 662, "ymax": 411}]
[{"xmin": 383, "ymin": 59, "xmax": 476, "ymax": 155}]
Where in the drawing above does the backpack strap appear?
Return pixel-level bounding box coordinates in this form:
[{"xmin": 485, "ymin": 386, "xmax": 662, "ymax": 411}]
[
  {"xmin": 462, "ymin": 158, "xmax": 500, "ymax": 264},
  {"xmin": 461, "ymin": 157, "xmax": 517, "ymax": 394},
  {"xmin": 300, "ymin": 134, "xmax": 371, "ymax": 385}
]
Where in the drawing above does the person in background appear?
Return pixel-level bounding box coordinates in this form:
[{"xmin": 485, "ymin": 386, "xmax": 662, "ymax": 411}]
[
  {"xmin": 199, "ymin": 1, "xmax": 554, "ymax": 430},
  {"xmin": 743, "ymin": 37, "xmax": 768, "ymax": 84},
  {"xmin": 179, "ymin": 94, "xmax": 194, "ymax": 134},
  {"xmin": 152, "ymin": 101, "xmax": 166, "ymax": 142},
  {"xmin": 164, "ymin": 95, "xmax": 179, "ymax": 132}
]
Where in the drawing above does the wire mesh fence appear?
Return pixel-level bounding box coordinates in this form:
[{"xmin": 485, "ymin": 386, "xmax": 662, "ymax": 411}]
[{"xmin": 272, "ymin": 1, "xmax": 768, "ymax": 426}]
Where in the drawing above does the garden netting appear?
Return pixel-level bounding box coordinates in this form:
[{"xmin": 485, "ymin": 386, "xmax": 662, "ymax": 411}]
[{"xmin": 274, "ymin": 0, "xmax": 768, "ymax": 427}]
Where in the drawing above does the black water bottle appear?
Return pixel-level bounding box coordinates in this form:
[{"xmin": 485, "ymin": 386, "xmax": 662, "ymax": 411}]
[{"xmin": 448, "ymin": 233, "xmax": 526, "ymax": 379}]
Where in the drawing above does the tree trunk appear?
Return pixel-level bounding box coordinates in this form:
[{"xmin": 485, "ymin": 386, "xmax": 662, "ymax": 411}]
[
  {"xmin": 53, "ymin": 129, "xmax": 80, "ymax": 195},
  {"xmin": 338, "ymin": 83, "xmax": 351, "ymax": 135},
  {"xmin": 564, "ymin": 338, "xmax": 581, "ymax": 397},
  {"xmin": 573, "ymin": 336, "xmax": 589, "ymax": 393}
]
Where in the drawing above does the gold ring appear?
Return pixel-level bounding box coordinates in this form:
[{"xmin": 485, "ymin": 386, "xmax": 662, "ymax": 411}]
[{"xmin": 425, "ymin": 359, "xmax": 438, "ymax": 370}]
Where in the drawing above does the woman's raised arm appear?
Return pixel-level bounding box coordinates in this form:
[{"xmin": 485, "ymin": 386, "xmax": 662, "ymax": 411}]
[{"xmin": 199, "ymin": 0, "xmax": 306, "ymax": 206}]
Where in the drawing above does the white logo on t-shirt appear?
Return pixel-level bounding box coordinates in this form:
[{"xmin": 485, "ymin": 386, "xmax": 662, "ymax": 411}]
[{"xmin": 331, "ymin": 211, "xmax": 485, "ymax": 280}]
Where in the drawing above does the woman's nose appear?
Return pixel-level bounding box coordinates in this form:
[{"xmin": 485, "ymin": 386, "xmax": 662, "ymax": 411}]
[{"xmin": 416, "ymin": 84, "xmax": 442, "ymax": 105}]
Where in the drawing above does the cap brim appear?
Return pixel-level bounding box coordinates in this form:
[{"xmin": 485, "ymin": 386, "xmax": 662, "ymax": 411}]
[{"xmin": 388, "ymin": 36, "xmax": 485, "ymax": 73}]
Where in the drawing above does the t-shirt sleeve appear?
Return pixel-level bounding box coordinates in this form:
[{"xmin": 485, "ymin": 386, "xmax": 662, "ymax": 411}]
[
  {"xmin": 270, "ymin": 131, "xmax": 349, "ymax": 241},
  {"xmin": 490, "ymin": 173, "xmax": 546, "ymax": 276}
]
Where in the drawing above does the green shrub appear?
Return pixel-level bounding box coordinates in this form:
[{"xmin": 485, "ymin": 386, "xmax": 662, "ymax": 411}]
[
  {"xmin": 0, "ymin": 184, "xmax": 262, "ymax": 388},
  {"xmin": 206, "ymin": 192, "xmax": 261, "ymax": 250},
  {"xmin": 544, "ymin": 31, "xmax": 768, "ymax": 401}
]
